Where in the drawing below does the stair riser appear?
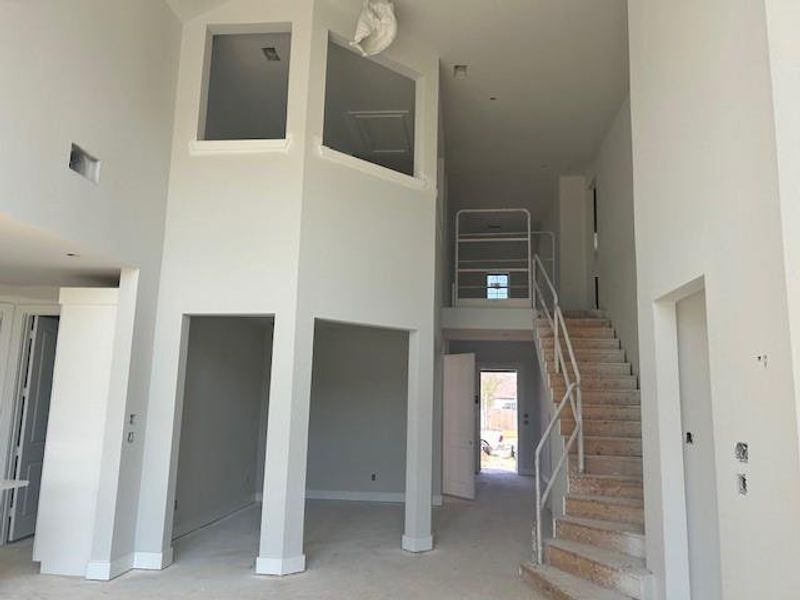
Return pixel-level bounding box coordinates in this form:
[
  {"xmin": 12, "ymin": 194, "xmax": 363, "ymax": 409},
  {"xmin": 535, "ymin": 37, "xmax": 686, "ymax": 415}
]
[
  {"xmin": 537, "ymin": 318, "xmax": 611, "ymax": 328},
  {"xmin": 539, "ymin": 327, "xmax": 616, "ymax": 339},
  {"xmin": 576, "ymin": 455, "xmax": 643, "ymax": 477},
  {"xmin": 561, "ymin": 420, "xmax": 642, "ymax": 439},
  {"xmin": 546, "ymin": 545, "xmax": 647, "ymax": 600},
  {"xmin": 566, "ymin": 407, "xmax": 640, "ymax": 422},
  {"xmin": 552, "ymin": 377, "xmax": 637, "ymax": 391},
  {"xmin": 519, "ymin": 566, "xmax": 577, "ymax": 600},
  {"xmin": 569, "ymin": 475, "xmax": 644, "ymax": 500},
  {"xmin": 566, "ymin": 498, "xmax": 645, "ymax": 526},
  {"xmin": 543, "ymin": 350, "xmax": 626, "ymax": 363},
  {"xmin": 570, "ymin": 438, "xmax": 642, "ymax": 458},
  {"xmin": 556, "ymin": 520, "xmax": 646, "ymax": 559},
  {"xmin": 541, "ymin": 338, "xmax": 621, "ymax": 350},
  {"xmin": 551, "ymin": 363, "xmax": 632, "ymax": 376}
]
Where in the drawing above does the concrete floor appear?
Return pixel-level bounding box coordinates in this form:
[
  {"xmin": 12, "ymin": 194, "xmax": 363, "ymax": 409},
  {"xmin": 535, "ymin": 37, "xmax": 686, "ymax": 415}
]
[{"xmin": 0, "ymin": 470, "xmax": 543, "ymax": 599}]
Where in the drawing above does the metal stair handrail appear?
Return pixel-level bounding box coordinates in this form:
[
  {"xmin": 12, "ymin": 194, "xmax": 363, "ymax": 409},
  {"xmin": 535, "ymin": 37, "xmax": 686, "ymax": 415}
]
[{"xmin": 531, "ymin": 253, "xmax": 584, "ymax": 564}]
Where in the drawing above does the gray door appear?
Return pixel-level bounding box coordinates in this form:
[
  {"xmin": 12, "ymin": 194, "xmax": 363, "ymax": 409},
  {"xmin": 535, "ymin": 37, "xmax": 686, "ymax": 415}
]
[
  {"xmin": 8, "ymin": 316, "xmax": 59, "ymax": 542},
  {"xmin": 677, "ymin": 291, "xmax": 721, "ymax": 600}
]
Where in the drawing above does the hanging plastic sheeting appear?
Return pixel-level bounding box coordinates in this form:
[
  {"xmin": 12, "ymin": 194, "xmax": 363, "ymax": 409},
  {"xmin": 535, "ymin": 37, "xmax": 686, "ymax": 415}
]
[{"xmin": 350, "ymin": 0, "xmax": 397, "ymax": 57}]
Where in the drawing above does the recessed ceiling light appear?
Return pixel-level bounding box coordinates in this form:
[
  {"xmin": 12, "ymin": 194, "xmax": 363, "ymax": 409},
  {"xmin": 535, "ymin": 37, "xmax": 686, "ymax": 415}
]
[
  {"xmin": 453, "ymin": 65, "xmax": 468, "ymax": 80},
  {"xmin": 262, "ymin": 47, "xmax": 281, "ymax": 62},
  {"xmin": 489, "ymin": 96, "xmax": 497, "ymax": 101},
  {"xmin": 66, "ymin": 252, "xmax": 79, "ymax": 257}
]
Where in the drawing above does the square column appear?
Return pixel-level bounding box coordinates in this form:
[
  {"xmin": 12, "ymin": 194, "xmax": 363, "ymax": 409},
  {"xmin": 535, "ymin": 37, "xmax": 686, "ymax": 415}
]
[
  {"xmin": 403, "ymin": 329, "xmax": 434, "ymax": 552},
  {"xmin": 256, "ymin": 316, "xmax": 315, "ymax": 575}
]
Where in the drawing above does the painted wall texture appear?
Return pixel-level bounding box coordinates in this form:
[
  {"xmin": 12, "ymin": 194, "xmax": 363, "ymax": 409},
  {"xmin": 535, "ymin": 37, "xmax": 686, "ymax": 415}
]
[
  {"xmin": 628, "ymin": 1, "xmax": 800, "ymax": 598},
  {"xmin": 586, "ymin": 97, "xmax": 639, "ymax": 374}
]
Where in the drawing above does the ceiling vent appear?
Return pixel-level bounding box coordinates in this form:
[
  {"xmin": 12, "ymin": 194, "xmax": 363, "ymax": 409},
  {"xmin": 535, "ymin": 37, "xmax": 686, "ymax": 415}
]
[
  {"xmin": 261, "ymin": 47, "xmax": 281, "ymax": 61},
  {"xmin": 453, "ymin": 65, "xmax": 468, "ymax": 80}
]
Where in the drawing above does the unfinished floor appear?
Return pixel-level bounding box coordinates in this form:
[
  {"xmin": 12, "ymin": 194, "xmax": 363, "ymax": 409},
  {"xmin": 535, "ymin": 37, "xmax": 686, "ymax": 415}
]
[{"xmin": 0, "ymin": 471, "xmax": 544, "ymax": 599}]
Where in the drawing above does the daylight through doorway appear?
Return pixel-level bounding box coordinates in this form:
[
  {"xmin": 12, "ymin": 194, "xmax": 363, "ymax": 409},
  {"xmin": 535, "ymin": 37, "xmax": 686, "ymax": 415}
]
[{"xmin": 479, "ymin": 370, "xmax": 518, "ymax": 472}]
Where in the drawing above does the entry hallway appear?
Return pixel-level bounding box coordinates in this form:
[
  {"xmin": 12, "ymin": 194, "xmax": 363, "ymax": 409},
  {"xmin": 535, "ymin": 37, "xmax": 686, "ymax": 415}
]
[{"xmin": 0, "ymin": 472, "xmax": 542, "ymax": 599}]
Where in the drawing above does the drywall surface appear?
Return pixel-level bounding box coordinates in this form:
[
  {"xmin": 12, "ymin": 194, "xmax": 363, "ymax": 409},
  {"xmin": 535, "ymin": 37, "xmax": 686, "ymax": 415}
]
[
  {"xmin": 135, "ymin": 0, "xmax": 313, "ymax": 564},
  {"xmin": 307, "ymin": 322, "xmax": 408, "ymax": 496},
  {"xmin": 628, "ymin": 1, "xmax": 800, "ymax": 598},
  {"xmin": 0, "ymin": 0, "xmax": 180, "ymax": 572},
  {"xmin": 447, "ymin": 341, "xmax": 541, "ymax": 475},
  {"xmin": 586, "ymin": 98, "xmax": 639, "ymax": 373},
  {"xmin": 173, "ymin": 318, "xmax": 269, "ymax": 538},
  {"xmin": 35, "ymin": 289, "xmax": 117, "ymax": 577},
  {"xmin": 557, "ymin": 176, "xmax": 589, "ymax": 311},
  {"xmin": 765, "ymin": 0, "xmax": 800, "ymax": 465}
]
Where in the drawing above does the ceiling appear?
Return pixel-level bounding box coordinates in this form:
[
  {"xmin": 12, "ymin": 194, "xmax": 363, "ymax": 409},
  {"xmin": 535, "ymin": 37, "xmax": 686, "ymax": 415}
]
[
  {"xmin": 0, "ymin": 214, "xmax": 121, "ymax": 287},
  {"xmin": 166, "ymin": 0, "xmax": 630, "ymax": 223}
]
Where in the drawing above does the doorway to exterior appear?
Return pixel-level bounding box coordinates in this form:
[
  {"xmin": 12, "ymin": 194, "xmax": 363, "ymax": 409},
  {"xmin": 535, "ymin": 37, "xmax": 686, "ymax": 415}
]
[{"xmin": 479, "ymin": 370, "xmax": 518, "ymax": 472}]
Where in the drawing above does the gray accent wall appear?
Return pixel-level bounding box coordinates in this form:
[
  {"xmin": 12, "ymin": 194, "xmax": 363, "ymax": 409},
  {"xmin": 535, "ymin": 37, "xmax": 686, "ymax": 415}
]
[{"xmin": 173, "ymin": 317, "xmax": 271, "ymax": 538}]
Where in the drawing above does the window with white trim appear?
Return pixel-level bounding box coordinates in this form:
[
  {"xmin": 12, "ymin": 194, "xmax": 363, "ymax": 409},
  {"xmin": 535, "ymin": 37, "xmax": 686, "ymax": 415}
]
[{"xmin": 486, "ymin": 274, "xmax": 509, "ymax": 300}]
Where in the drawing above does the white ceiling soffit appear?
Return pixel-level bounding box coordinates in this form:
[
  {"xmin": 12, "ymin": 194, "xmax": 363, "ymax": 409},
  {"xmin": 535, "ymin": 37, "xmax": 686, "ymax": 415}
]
[
  {"xmin": 164, "ymin": 0, "xmax": 232, "ymax": 22},
  {"xmin": 0, "ymin": 214, "xmax": 121, "ymax": 287}
]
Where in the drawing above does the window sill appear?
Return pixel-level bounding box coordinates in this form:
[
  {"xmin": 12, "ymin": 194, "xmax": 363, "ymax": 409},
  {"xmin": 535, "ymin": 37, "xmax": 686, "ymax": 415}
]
[
  {"xmin": 316, "ymin": 139, "xmax": 427, "ymax": 191},
  {"xmin": 189, "ymin": 137, "xmax": 292, "ymax": 156}
]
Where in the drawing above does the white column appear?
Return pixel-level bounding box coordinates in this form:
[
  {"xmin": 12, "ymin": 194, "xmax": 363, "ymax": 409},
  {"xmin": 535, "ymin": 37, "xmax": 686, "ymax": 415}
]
[
  {"xmin": 256, "ymin": 315, "xmax": 314, "ymax": 575},
  {"xmin": 402, "ymin": 329, "xmax": 434, "ymax": 552}
]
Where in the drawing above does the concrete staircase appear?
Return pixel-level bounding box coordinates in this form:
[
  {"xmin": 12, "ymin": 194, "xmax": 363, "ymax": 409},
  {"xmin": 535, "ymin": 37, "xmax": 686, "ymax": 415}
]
[{"xmin": 521, "ymin": 311, "xmax": 651, "ymax": 600}]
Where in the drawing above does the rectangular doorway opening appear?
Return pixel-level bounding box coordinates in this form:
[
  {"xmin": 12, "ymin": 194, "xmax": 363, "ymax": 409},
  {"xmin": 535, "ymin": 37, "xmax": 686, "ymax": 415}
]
[
  {"xmin": 479, "ymin": 370, "xmax": 518, "ymax": 472},
  {"xmin": 170, "ymin": 316, "xmax": 274, "ymax": 565},
  {"xmin": 3, "ymin": 315, "xmax": 60, "ymax": 546}
]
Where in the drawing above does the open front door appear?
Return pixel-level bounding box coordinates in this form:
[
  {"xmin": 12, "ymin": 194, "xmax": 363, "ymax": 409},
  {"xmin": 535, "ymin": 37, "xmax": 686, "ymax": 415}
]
[{"xmin": 443, "ymin": 353, "xmax": 476, "ymax": 499}]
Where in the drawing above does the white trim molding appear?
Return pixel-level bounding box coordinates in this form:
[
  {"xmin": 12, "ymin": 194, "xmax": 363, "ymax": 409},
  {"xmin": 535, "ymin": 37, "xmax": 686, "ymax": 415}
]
[
  {"xmin": 315, "ymin": 137, "xmax": 428, "ymax": 191},
  {"xmin": 189, "ymin": 136, "xmax": 292, "ymax": 156},
  {"xmin": 133, "ymin": 548, "xmax": 174, "ymax": 570},
  {"xmin": 85, "ymin": 553, "xmax": 134, "ymax": 581},
  {"xmin": 402, "ymin": 535, "xmax": 433, "ymax": 553},
  {"xmin": 307, "ymin": 490, "xmax": 443, "ymax": 506},
  {"xmin": 256, "ymin": 554, "xmax": 306, "ymax": 576}
]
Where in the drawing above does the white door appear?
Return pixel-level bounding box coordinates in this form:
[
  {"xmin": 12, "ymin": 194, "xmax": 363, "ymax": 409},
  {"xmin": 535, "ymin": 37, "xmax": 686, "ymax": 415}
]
[
  {"xmin": 443, "ymin": 353, "xmax": 476, "ymax": 499},
  {"xmin": 677, "ymin": 291, "xmax": 722, "ymax": 600},
  {"xmin": 8, "ymin": 316, "xmax": 59, "ymax": 542}
]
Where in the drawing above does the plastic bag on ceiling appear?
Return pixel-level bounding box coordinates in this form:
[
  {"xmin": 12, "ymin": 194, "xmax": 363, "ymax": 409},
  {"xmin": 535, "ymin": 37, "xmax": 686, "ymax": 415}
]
[{"xmin": 350, "ymin": 0, "xmax": 397, "ymax": 57}]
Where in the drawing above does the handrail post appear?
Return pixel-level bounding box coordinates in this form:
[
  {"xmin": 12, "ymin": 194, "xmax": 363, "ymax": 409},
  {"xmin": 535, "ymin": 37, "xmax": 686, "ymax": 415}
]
[
  {"xmin": 577, "ymin": 384, "xmax": 585, "ymax": 474},
  {"xmin": 534, "ymin": 458, "xmax": 542, "ymax": 563}
]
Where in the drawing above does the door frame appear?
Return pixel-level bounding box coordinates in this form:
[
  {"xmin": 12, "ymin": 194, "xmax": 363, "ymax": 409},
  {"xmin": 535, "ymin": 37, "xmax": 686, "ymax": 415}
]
[
  {"xmin": 652, "ymin": 275, "xmax": 713, "ymax": 599},
  {"xmin": 477, "ymin": 363, "xmax": 523, "ymax": 475},
  {"xmin": 0, "ymin": 305, "xmax": 61, "ymax": 546}
]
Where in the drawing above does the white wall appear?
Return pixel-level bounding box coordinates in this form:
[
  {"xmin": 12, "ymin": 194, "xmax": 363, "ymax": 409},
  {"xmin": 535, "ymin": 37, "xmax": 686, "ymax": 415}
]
[
  {"xmin": 557, "ymin": 176, "xmax": 590, "ymax": 311},
  {"xmin": 173, "ymin": 317, "xmax": 270, "ymax": 538},
  {"xmin": 307, "ymin": 322, "xmax": 408, "ymax": 497},
  {"xmin": 35, "ymin": 289, "xmax": 118, "ymax": 577},
  {"xmin": 765, "ymin": 1, "xmax": 800, "ymax": 466},
  {"xmin": 135, "ymin": 0, "xmax": 313, "ymax": 568},
  {"xmin": 0, "ymin": 0, "xmax": 181, "ymax": 575},
  {"xmin": 586, "ymin": 98, "xmax": 639, "ymax": 373},
  {"xmin": 628, "ymin": 1, "xmax": 800, "ymax": 598},
  {"xmin": 137, "ymin": 0, "xmax": 439, "ymax": 573}
]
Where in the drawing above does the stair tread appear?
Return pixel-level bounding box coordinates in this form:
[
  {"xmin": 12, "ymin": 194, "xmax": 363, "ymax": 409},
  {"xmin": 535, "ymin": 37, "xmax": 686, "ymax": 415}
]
[
  {"xmin": 558, "ymin": 515, "xmax": 645, "ymax": 536},
  {"xmin": 521, "ymin": 563, "xmax": 634, "ymax": 600},
  {"xmin": 546, "ymin": 539, "xmax": 648, "ymax": 575},
  {"xmin": 573, "ymin": 473, "xmax": 643, "ymax": 484},
  {"xmin": 568, "ymin": 493, "xmax": 644, "ymax": 508}
]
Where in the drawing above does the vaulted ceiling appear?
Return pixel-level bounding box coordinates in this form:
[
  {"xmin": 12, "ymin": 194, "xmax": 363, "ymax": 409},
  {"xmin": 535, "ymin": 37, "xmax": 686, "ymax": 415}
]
[{"xmin": 166, "ymin": 0, "xmax": 630, "ymax": 223}]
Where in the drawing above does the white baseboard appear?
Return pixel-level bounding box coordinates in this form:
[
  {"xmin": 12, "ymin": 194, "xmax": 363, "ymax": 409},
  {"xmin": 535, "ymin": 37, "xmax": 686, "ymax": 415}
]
[
  {"xmin": 402, "ymin": 535, "xmax": 434, "ymax": 553},
  {"xmin": 133, "ymin": 547, "xmax": 173, "ymax": 570},
  {"xmin": 307, "ymin": 490, "xmax": 444, "ymax": 506},
  {"xmin": 256, "ymin": 554, "xmax": 305, "ymax": 576},
  {"xmin": 85, "ymin": 552, "xmax": 134, "ymax": 581}
]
